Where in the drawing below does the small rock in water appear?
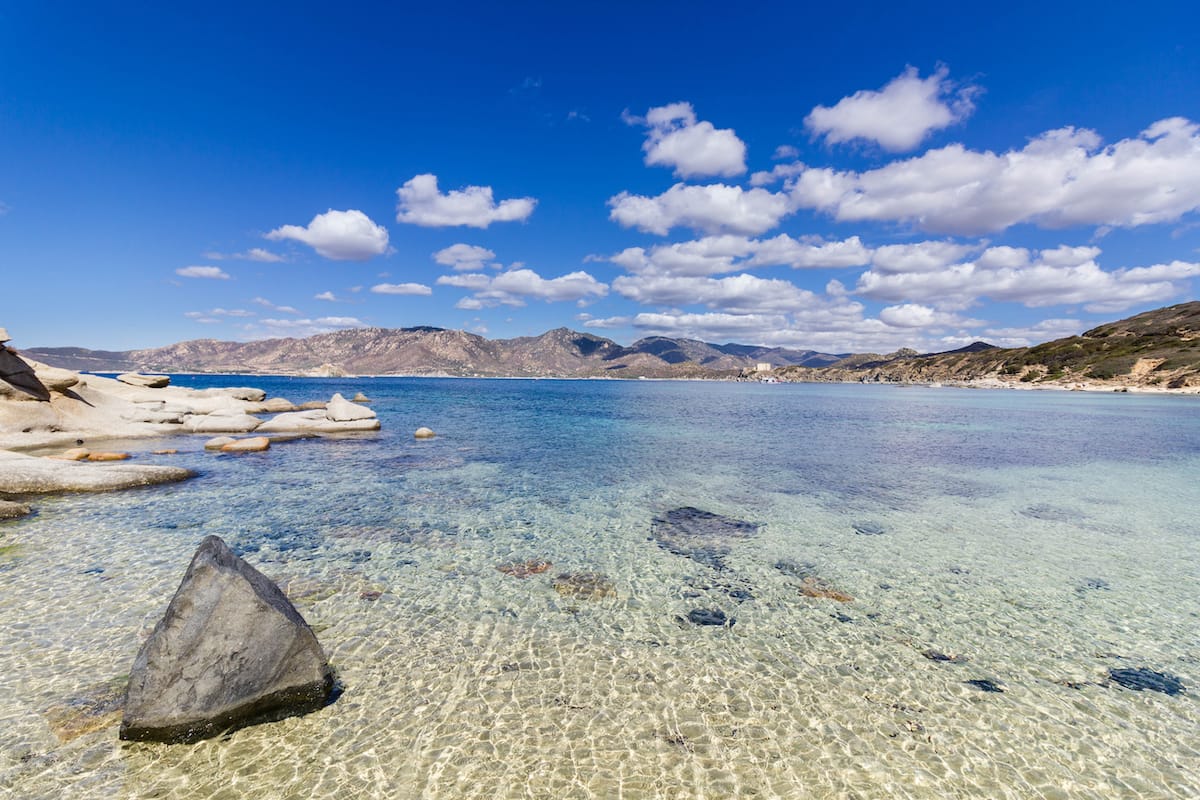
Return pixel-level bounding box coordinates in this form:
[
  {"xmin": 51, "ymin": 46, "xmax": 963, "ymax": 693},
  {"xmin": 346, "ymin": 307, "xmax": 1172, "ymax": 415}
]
[
  {"xmin": 358, "ymin": 590, "xmax": 383, "ymax": 601},
  {"xmin": 798, "ymin": 576, "xmax": 854, "ymax": 603},
  {"xmin": 0, "ymin": 499, "xmax": 32, "ymax": 520},
  {"xmin": 774, "ymin": 559, "xmax": 816, "ymax": 579},
  {"xmin": 220, "ymin": 436, "xmax": 270, "ymax": 453},
  {"xmin": 42, "ymin": 678, "xmax": 127, "ymax": 742},
  {"xmin": 50, "ymin": 447, "xmax": 90, "ymax": 461},
  {"xmin": 351, "ymin": 392, "xmax": 371, "ymax": 403},
  {"xmin": 414, "ymin": 427, "xmax": 436, "ymax": 439},
  {"xmin": 965, "ymin": 679, "xmax": 1005, "ymax": 693},
  {"xmin": 87, "ymin": 452, "xmax": 131, "ymax": 462},
  {"xmin": 204, "ymin": 436, "xmax": 237, "ymax": 451},
  {"xmin": 851, "ymin": 520, "xmax": 886, "ymax": 536},
  {"xmin": 922, "ymin": 649, "xmax": 968, "ymax": 664},
  {"xmin": 1108, "ymin": 668, "xmax": 1186, "ymax": 696},
  {"xmin": 152, "ymin": 449, "xmax": 178, "ymax": 455},
  {"xmin": 684, "ymin": 608, "xmax": 734, "ymax": 627},
  {"xmin": 553, "ymin": 571, "xmax": 616, "ymax": 600},
  {"xmin": 651, "ymin": 507, "xmax": 760, "ymax": 571},
  {"xmin": 831, "ymin": 612, "xmax": 854, "ymax": 623},
  {"xmin": 496, "ymin": 559, "xmax": 552, "ymax": 578},
  {"xmin": 1078, "ymin": 577, "xmax": 1110, "ymax": 592}
]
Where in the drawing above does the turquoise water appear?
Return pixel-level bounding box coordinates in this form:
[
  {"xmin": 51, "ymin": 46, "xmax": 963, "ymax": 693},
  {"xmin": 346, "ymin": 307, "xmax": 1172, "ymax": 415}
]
[{"xmin": 1, "ymin": 379, "xmax": 1198, "ymax": 798}]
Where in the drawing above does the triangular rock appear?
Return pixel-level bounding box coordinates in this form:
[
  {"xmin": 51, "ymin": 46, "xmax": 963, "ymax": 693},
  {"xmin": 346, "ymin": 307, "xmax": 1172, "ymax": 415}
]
[
  {"xmin": 120, "ymin": 535, "xmax": 334, "ymax": 743},
  {"xmin": 0, "ymin": 348, "xmax": 50, "ymax": 401}
]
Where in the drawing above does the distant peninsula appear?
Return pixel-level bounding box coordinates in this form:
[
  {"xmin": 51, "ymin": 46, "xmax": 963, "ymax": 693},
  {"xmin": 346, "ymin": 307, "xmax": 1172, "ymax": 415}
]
[{"xmin": 21, "ymin": 302, "xmax": 1200, "ymax": 391}]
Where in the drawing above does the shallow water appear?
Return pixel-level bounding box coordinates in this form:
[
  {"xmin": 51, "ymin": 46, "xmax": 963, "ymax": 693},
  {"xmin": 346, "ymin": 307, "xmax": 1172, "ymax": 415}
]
[{"xmin": 1, "ymin": 379, "xmax": 1197, "ymax": 798}]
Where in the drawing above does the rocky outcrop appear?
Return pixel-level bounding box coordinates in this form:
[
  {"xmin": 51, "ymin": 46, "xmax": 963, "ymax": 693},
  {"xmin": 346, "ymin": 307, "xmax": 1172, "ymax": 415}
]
[
  {"xmin": 0, "ymin": 449, "xmax": 191, "ymax": 492},
  {"xmin": 117, "ymin": 372, "xmax": 171, "ymax": 388},
  {"xmin": 256, "ymin": 396, "xmax": 379, "ymax": 434},
  {"xmin": 120, "ymin": 535, "xmax": 335, "ymax": 743}
]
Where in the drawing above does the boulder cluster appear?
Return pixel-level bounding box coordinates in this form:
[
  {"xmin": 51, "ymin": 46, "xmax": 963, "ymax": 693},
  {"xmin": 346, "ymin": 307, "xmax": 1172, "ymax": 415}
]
[{"xmin": 0, "ymin": 333, "xmax": 379, "ymax": 495}]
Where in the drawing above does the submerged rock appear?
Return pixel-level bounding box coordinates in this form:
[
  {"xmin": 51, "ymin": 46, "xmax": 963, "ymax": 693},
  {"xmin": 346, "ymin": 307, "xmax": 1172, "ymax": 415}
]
[
  {"xmin": 684, "ymin": 608, "xmax": 734, "ymax": 627},
  {"xmin": 965, "ymin": 679, "xmax": 1005, "ymax": 693},
  {"xmin": 496, "ymin": 559, "xmax": 552, "ymax": 578},
  {"xmin": 851, "ymin": 520, "xmax": 886, "ymax": 536},
  {"xmin": 43, "ymin": 678, "xmax": 126, "ymax": 742},
  {"xmin": 120, "ymin": 535, "xmax": 335, "ymax": 743},
  {"xmin": 0, "ymin": 499, "xmax": 32, "ymax": 520},
  {"xmin": 553, "ymin": 571, "xmax": 616, "ymax": 600},
  {"xmin": 650, "ymin": 507, "xmax": 760, "ymax": 571},
  {"xmin": 922, "ymin": 649, "xmax": 968, "ymax": 664},
  {"xmin": 798, "ymin": 577, "xmax": 854, "ymax": 603},
  {"xmin": 1108, "ymin": 668, "xmax": 1186, "ymax": 696}
]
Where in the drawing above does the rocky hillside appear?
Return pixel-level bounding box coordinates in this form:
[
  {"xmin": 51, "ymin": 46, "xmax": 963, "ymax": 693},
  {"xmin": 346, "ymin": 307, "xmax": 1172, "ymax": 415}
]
[
  {"xmin": 771, "ymin": 302, "xmax": 1200, "ymax": 389},
  {"xmin": 25, "ymin": 327, "xmax": 840, "ymax": 379}
]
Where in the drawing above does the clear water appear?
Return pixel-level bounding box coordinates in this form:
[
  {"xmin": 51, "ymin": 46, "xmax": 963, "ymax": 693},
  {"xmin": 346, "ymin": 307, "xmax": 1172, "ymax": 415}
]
[{"xmin": 1, "ymin": 379, "xmax": 1198, "ymax": 799}]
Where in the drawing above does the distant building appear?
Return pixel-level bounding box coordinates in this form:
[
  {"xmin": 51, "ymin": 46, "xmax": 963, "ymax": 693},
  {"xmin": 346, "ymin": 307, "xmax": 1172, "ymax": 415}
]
[{"xmin": 755, "ymin": 362, "xmax": 772, "ymax": 372}]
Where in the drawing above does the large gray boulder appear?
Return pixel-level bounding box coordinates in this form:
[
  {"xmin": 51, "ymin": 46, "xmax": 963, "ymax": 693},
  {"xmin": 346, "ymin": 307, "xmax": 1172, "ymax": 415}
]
[{"xmin": 120, "ymin": 535, "xmax": 335, "ymax": 743}]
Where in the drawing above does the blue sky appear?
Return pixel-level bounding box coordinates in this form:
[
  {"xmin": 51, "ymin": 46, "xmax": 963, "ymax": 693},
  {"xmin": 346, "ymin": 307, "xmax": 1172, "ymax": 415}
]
[{"xmin": 2, "ymin": 2, "xmax": 1199, "ymax": 352}]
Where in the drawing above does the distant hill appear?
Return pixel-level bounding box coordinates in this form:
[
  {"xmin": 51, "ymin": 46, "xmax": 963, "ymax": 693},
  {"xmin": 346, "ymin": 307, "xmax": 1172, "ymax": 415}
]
[
  {"xmin": 773, "ymin": 302, "xmax": 1200, "ymax": 389},
  {"xmin": 22, "ymin": 326, "xmax": 840, "ymax": 379}
]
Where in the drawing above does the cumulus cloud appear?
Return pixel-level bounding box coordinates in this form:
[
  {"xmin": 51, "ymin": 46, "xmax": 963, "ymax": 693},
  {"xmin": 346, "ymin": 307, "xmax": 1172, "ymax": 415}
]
[
  {"xmin": 608, "ymin": 183, "xmax": 791, "ymax": 236},
  {"xmin": 396, "ymin": 174, "xmax": 536, "ymax": 228},
  {"xmin": 870, "ymin": 241, "xmax": 978, "ymax": 273},
  {"xmin": 370, "ymin": 282, "xmax": 433, "ymax": 296},
  {"xmin": 314, "ymin": 291, "xmax": 338, "ymax": 302},
  {"xmin": 252, "ymin": 297, "xmax": 301, "ymax": 315},
  {"xmin": 855, "ymin": 244, "xmax": 1200, "ymax": 313},
  {"xmin": 437, "ymin": 268, "xmax": 607, "ymax": 308},
  {"xmin": 805, "ymin": 66, "xmax": 977, "ymax": 152},
  {"xmin": 612, "ymin": 273, "xmax": 822, "ymax": 314},
  {"xmin": 434, "ymin": 243, "xmax": 497, "ymax": 271},
  {"xmin": 789, "ymin": 117, "xmax": 1200, "ymax": 234},
  {"xmin": 749, "ymin": 161, "xmax": 807, "ymax": 187},
  {"xmin": 628, "ymin": 102, "xmax": 747, "ymax": 179},
  {"xmin": 176, "ymin": 265, "xmax": 230, "ymax": 279},
  {"xmin": 609, "ymin": 234, "xmax": 872, "ymax": 277},
  {"xmin": 265, "ymin": 209, "xmax": 390, "ymax": 260},
  {"xmin": 877, "ymin": 304, "xmax": 981, "ymax": 328}
]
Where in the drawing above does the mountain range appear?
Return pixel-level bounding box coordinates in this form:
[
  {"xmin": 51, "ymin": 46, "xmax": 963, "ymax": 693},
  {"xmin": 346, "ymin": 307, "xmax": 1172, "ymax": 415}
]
[
  {"xmin": 21, "ymin": 327, "xmax": 843, "ymax": 378},
  {"xmin": 19, "ymin": 302, "xmax": 1200, "ymax": 389}
]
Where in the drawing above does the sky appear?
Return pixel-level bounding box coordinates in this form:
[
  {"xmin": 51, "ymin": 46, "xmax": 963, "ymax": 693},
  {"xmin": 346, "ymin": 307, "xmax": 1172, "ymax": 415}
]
[{"xmin": 2, "ymin": 2, "xmax": 1199, "ymax": 353}]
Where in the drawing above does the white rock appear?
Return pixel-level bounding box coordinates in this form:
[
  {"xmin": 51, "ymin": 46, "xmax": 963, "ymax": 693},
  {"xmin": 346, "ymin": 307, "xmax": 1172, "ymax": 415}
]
[{"xmin": 325, "ymin": 393, "xmax": 376, "ymax": 422}]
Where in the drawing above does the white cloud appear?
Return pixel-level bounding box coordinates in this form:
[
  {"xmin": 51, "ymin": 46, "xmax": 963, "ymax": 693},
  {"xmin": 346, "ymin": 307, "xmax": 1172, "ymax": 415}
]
[
  {"xmin": 608, "ymin": 183, "xmax": 791, "ymax": 236},
  {"xmin": 805, "ymin": 66, "xmax": 977, "ymax": 152},
  {"xmin": 612, "ymin": 273, "xmax": 821, "ymax": 314},
  {"xmin": 773, "ymin": 145, "xmax": 800, "ymax": 160},
  {"xmin": 434, "ymin": 243, "xmax": 497, "ymax": 271},
  {"xmin": 878, "ymin": 304, "xmax": 980, "ymax": 328},
  {"xmin": 609, "ymin": 234, "xmax": 872, "ymax": 277},
  {"xmin": 176, "ymin": 265, "xmax": 230, "ymax": 279},
  {"xmin": 396, "ymin": 174, "xmax": 536, "ymax": 228},
  {"xmin": 252, "ymin": 316, "xmax": 367, "ymax": 338},
  {"xmin": 630, "ymin": 101, "xmax": 747, "ymax": 179},
  {"xmin": 242, "ymin": 247, "xmax": 285, "ymax": 263},
  {"xmin": 981, "ymin": 318, "xmax": 1085, "ymax": 348},
  {"xmin": 870, "ymin": 241, "xmax": 978, "ymax": 273},
  {"xmin": 790, "ymin": 117, "xmax": 1200, "ymax": 234},
  {"xmin": 856, "ymin": 244, "xmax": 1200, "ymax": 313},
  {"xmin": 370, "ymin": 282, "xmax": 433, "ymax": 296},
  {"xmin": 252, "ymin": 297, "xmax": 301, "ymax": 315},
  {"xmin": 265, "ymin": 209, "xmax": 390, "ymax": 260},
  {"xmin": 437, "ymin": 268, "xmax": 607, "ymax": 308},
  {"xmin": 749, "ymin": 162, "xmax": 807, "ymax": 187},
  {"xmin": 314, "ymin": 291, "xmax": 338, "ymax": 302}
]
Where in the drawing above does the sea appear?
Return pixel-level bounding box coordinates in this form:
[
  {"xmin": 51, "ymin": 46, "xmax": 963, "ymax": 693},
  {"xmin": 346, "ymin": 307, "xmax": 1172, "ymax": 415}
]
[{"xmin": 0, "ymin": 377, "xmax": 1197, "ymax": 799}]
